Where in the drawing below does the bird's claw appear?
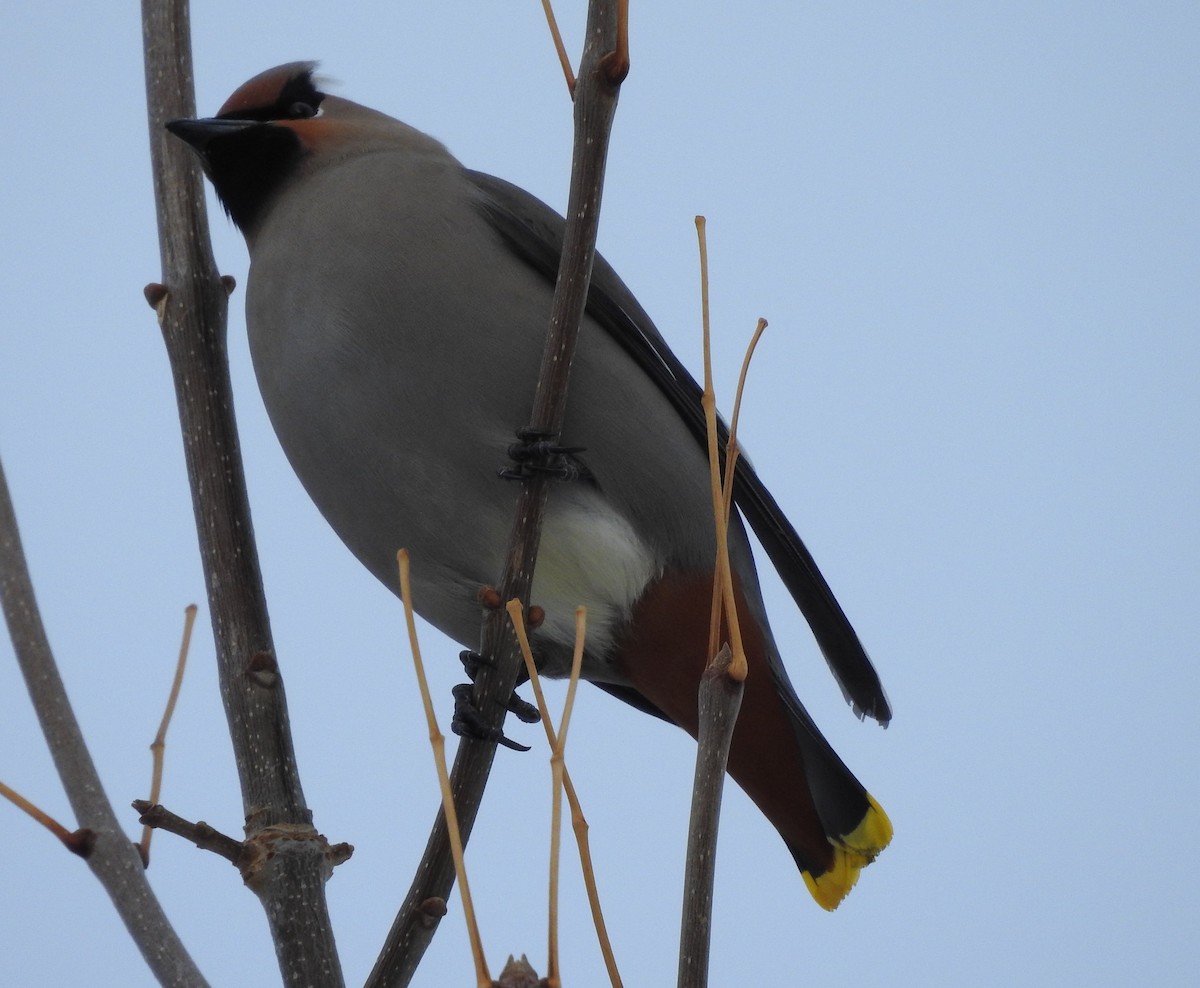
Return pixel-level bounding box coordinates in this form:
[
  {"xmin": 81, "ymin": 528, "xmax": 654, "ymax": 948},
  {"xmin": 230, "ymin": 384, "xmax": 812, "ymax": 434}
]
[
  {"xmin": 458, "ymin": 651, "xmax": 542, "ymax": 723},
  {"xmin": 500, "ymin": 428, "xmax": 589, "ymax": 482},
  {"xmin": 458, "ymin": 648, "xmax": 489, "ymax": 678},
  {"xmin": 451, "ymin": 683, "xmax": 531, "ymax": 752},
  {"xmin": 506, "ymin": 690, "xmax": 541, "ymax": 724}
]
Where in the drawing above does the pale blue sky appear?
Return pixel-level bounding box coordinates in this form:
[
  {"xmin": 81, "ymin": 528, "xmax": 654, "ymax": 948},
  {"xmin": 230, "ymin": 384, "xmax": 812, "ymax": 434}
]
[{"xmin": 2, "ymin": 2, "xmax": 1197, "ymax": 985}]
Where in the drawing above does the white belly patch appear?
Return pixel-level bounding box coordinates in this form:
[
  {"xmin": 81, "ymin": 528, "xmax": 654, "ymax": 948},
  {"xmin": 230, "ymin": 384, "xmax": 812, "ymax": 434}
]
[{"xmin": 530, "ymin": 492, "xmax": 659, "ymax": 674}]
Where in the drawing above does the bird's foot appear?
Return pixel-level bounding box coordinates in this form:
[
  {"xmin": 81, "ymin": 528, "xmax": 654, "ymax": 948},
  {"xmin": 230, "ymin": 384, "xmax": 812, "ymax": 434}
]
[
  {"xmin": 451, "ymin": 684, "xmax": 534, "ymax": 752},
  {"xmin": 458, "ymin": 650, "xmax": 541, "ymax": 723},
  {"xmin": 451, "ymin": 650, "xmax": 541, "ymax": 751},
  {"xmin": 499, "ymin": 427, "xmax": 589, "ymax": 482}
]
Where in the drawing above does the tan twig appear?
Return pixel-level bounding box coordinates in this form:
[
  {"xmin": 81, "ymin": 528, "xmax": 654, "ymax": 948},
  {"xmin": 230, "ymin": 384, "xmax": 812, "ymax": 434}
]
[
  {"xmin": 0, "ymin": 780, "xmax": 95, "ymax": 857},
  {"xmin": 679, "ymin": 216, "xmax": 766, "ymax": 987},
  {"xmin": 140, "ymin": 603, "xmax": 198, "ymax": 864},
  {"xmin": 540, "ymin": 0, "xmax": 576, "ymax": 94},
  {"xmin": 545, "ymin": 606, "xmax": 585, "ymax": 987},
  {"xmin": 696, "ymin": 216, "xmax": 748, "ymax": 681},
  {"xmin": 707, "ymin": 316, "xmax": 768, "ymax": 660},
  {"xmin": 396, "ymin": 550, "xmax": 490, "ymax": 988},
  {"xmin": 602, "ymin": 0, "xmax": 631, "ymax": 84},
  {"xmin": 507, "ymin": 602, "xmax": 622, "ymax": 988},
  {"xmin": 721, "ymin": 318, "xmax": 769, "ymax": 520}
]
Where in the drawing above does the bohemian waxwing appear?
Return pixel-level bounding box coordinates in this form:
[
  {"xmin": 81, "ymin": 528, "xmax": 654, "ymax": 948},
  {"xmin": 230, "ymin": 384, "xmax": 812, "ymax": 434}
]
[{"xmin": 167, "ymin": 62, "xmax": 891, "ymax": 909}]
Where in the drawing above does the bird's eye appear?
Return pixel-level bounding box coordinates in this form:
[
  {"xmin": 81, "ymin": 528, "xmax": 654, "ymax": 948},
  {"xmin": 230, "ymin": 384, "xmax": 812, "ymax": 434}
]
[{"xmin": 288, "ymin": 101, "xmax": 317, "ymax": 119}]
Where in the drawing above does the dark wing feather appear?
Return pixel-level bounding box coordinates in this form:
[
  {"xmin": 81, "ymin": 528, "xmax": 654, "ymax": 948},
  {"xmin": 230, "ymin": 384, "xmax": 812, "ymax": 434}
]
[{"xmin": 468, "ymin": 170, "xmax": 891, "ymax": 725}]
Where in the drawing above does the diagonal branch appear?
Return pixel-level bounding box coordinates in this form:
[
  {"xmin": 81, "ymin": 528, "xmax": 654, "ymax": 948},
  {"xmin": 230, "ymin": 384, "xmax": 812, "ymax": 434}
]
[
  {"xmin": 366, "ymin": 2, "xmax": 628, "ymax": 984},
  {"xmin": 0, "ymin": 456, "xmax": 208, "ymax": 986}
]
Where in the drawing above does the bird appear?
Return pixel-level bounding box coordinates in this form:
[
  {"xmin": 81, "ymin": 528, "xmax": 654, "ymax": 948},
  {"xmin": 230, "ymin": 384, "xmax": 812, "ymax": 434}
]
[{"xmin": 167, "ymin": 62, "xmax": 892, "ymax": 910}]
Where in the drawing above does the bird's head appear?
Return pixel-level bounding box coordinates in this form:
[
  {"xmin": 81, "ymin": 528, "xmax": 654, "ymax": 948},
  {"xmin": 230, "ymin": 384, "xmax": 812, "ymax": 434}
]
[{"xmin": 166, "ymin": 62, "xmax": 332, "ymax": 233}]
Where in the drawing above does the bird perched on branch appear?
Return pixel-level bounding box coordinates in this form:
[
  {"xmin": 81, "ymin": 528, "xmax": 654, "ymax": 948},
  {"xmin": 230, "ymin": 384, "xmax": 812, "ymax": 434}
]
[{"xmin": 168, "ymin": 62, "xmax": 891, "ymax": 909}]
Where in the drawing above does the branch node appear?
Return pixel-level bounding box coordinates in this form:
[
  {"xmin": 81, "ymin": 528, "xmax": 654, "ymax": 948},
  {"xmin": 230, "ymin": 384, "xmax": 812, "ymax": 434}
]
[
  {"xmin": 64, "ymin": 828, "xmax": 97, "ymax": 859},
  {"xmin": 601, "ymin": 50, "xmax": 630, "ymax": 86},
  {"xmin": 328, "ymin": 841, "xmax": 355, "ymax": 867},
  {"xmin": 417, "ymin": 896, "xmax": 448, "ymax": 929},
  {"xmin": 246, "ymin": 650, "xmax": 280, "ymax": 688},
  {"xmin": 240, "ymin": 823, "xmax": 349, "ymax": 890},
  {"xmin": 601, "ymin": 0, "xmax": 630, "ymax": 85},
  {"xmin": 477, "ymin": 585, "xmax": 504, "ymax": 610},
  {"xmin": 143, "ymin": 282, "xmax": 169, "ymax": 310},
  {"xmin": 496, "ymin": 954, "xmax": 544, "ymax": 987}
]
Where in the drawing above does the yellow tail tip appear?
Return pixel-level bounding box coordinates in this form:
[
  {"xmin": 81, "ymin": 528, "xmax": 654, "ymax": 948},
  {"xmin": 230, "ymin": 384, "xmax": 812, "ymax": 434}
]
[
  {"xmin": 802, "ymin": 792, "xmax": 893, "ymax": 911},
  {"xmin": 844, "ymin": 792, "xmax": 893, "ymax": 855}
]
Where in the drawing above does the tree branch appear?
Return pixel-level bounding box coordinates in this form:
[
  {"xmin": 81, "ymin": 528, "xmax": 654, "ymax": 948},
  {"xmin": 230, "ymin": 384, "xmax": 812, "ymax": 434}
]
[
  {"xmin": 141, "ymin": 1, "xmax": 344, "ymax": 983},
  {"xmin": 676, "ymin": 646, "xmax": 743, "ymax": 988},
  {"xmin": 134, "ymin": 800, "xmax": 245, "ymax": 866},
  {"xmin": 366, "ymin": 2, "xmax": 627, "ymax": 984},
  {"xmin": 0, "ymin": 456, "xmax": 208, "ymax": 987}
]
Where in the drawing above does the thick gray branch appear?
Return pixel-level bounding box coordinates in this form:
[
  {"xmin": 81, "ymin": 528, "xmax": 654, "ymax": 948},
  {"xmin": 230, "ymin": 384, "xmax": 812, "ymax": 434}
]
[{"xmin": 141, "ymin": 1, "xmax": 344, "ymax": 984}]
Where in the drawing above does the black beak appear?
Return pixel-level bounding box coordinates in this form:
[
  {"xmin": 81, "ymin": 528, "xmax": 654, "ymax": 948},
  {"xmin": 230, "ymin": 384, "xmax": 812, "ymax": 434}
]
[{"xmin": 165, "ymin": 117, "xmax": 261, "ymax": 155}]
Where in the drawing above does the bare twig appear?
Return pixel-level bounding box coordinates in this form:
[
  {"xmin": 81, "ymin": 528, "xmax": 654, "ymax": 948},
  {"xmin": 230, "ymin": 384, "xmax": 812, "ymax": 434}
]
[
  {"xmin": 540, "ymin": 0, "xmax": 576, "ymax": 94},
  {"xmin": 602, "ymin": 0, "xmax": 631, "ymax": 84},
  {"xmin": 696, "ymin": 216, "xmax": 748, "ymax": 681},
  {"xmin": 397, "ymin": 551, "xmax": 491, "ymax": 988},
  {"xmin": 140, "ymin": 603, "xmax": 198, "ymax": 864},
  {"xmin": 134, "ymin": 799, "xmax": 354, "ymax": 889},
  {"xmin": 366, "ymin": 4, "xmax": 628, "ymax": 984},
  {"xmin": 708, "ymin": 316, "xmax": 768, "ymax": 663},
  {"xmin": 0, "ymin": 457, "xmax": 208, "ymax": 985},
  {"xmin": 133, "ymin": 801, "xmax": 244, "ymax": 866},
  {"xmin": 680, "ymin": 218, "xmax": 768, "ymax": 987},
  {"xmin": 509, "ymin": 603, "xmax": 622, "ymax": 987},
  {"xmin": 546, "ymin": 607, "xmax": 586, "ymax": 988},
  {"xmin": 141, "ymin": 1, "xmax": 343, "ymax": 984},
  {"xmin": 0, "ymin": 780, "xmax": 96, "ymax": 857}
]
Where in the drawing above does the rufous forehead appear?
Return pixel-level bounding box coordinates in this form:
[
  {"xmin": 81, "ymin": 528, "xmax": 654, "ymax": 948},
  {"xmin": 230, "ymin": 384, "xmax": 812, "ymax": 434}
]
[{"xmin": 217, "ymin": 61, "xmax": 316, "ymax": 117}]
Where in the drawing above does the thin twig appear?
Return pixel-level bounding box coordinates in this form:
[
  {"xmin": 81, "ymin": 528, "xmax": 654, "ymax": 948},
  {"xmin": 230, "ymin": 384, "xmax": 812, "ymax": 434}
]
[
  {"xmin": 140, "ymin": 603, "xmax": 198, "ymax": 864},
  {"xmin": 679, "ymin": 217, "xmax": 767, "ymax": 987},
  {"xmin": 603, "ymin": 0, "xmax": 631, "ymax": 83},
  {"xmin": 708, "ymin": 316, "xmax": 769, "ymax": 657},
  {"xmin": 397, "ymin": 551, "xmax": 491, "ymax": 988},
  {"xmin": 133, "ymin": 801, "xmax": 244, "ymax": 866},
  {"xmin": 509, "ymin": 603, "xmax": 622, "ymax": 987},
  {"xmin": 696, "ymin": 217, "xmax": 748, "ymax": 681},
  {"xmin": 0, "ymin": 780, "xmax": 96, "ymax": 857},
  {"xmin": 546, "ymin": 607, "xmax": 586, "ymax": 988},
  {"xmin": 540, "ymin": 0, "xmax": 576, "ymax": 94}
]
